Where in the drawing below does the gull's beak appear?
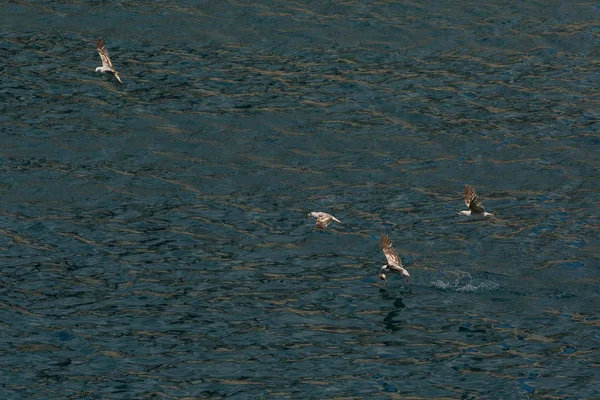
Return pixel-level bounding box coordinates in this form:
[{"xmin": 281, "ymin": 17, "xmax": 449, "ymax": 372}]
[{"xmin": 379, "ymin": 273, "xmax": 388, "ymax": 288}]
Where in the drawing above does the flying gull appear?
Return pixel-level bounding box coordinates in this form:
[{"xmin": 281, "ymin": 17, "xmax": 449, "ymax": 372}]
[
  {"xmin": 307, "ymin": 212, "xmax": 341, "ymax": 230},
  {"xmin": 459, "ymin": 185, "xmax": 494, "ymax": 217},
  {"xmin": 379, "ymin": 233, "xmax": 411, "ymax": 286},
  {"xmin": 95, "ymin": 38, "xmax": 123, "ymax": 84}
]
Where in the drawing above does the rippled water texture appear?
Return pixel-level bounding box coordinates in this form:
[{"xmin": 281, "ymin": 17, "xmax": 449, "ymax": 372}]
[{"xmin": 1, "ymin": 0, "xmax": 599, "ymax": 398}]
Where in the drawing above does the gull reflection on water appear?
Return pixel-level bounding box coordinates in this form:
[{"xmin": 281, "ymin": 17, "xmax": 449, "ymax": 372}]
[{"xmin": 379, "ymin": 287, "xmax": 409, "ymax": 332}]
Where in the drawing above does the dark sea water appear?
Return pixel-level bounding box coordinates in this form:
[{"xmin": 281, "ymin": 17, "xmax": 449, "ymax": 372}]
[{"xmin": 1, "ymin": 0, "xmax": 600, "ymax": 398}]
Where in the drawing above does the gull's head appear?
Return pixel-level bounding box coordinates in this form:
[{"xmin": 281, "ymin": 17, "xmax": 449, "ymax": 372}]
[
  {"xmin": 458, "ymin": 210, "xmax": 471, "ymax": 216},
  {"xmin": 379, "ymin": 265, "xmax": 388, "ymax": 281},
  {"xmin": 95, "ymin": 67, "xmax": 102, "ymax": 72}
]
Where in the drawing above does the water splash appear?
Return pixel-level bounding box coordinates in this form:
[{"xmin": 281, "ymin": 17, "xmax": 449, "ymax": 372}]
[{"xmin": 431, "ymin": 270, "xmax": 500, "ymax": 292}]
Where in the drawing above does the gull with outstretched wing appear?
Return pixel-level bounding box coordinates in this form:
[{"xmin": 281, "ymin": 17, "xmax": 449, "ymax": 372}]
[
  {"xmin": 379, "ymin": 233, "xmax": 411, "ymax": 286},
  {"xmin": 459, "ymin": 185, "xmax": 494, "ymax": 217},
  {"xmin": 95, "ymin": 38, "xmax": 123, "ymax": 84}
]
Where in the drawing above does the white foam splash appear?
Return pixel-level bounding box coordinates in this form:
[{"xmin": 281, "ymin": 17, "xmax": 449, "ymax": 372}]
[{"xmin": 431, "ymin": 270, "xmax": 500, "ymax": 292}]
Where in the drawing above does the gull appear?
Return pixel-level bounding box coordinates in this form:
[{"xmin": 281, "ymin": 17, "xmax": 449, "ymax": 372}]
[
  {"xmin": 95, "ymin": 38, "xmax": 123, "ymax": 84},
  {"xmin": 307, "ymin": 212, "xmax": 341, "ymax": 230},
  {"xmin": 379, "ymin": 233, "xmax": 411, "ymax": 286},
  {"xmin": 459, "ymin": 185, "xmax": 494, "ymax": 217}
]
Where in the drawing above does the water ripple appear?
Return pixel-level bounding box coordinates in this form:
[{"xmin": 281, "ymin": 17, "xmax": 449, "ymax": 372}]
[{"xmin": 1, "ymin": 0, "xmax": 599, "ymax": 398}]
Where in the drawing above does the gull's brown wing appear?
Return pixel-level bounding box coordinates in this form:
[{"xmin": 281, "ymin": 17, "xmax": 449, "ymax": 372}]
[
  {"xmin": 464, "ymin": 185, "xmax": 485, "ymax": 213},
  {"xmin": 96, "ymin": 38, "xmax": 114, "ymax": 70},
  {"xmin": 381, "ymin": 233, "xmax": 402, "ymax": 268},
  {"xmin": 316, "ymin": 215, "xmax": 332, "ymax": 229}
]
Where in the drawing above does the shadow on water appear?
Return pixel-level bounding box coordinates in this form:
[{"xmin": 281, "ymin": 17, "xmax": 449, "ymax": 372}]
[{"xmin": 380, "ymin": 287, "xmax": 408, "ymax": 332}]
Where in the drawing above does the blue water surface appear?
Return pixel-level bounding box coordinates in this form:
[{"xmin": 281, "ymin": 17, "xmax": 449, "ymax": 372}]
[{"xmin": 0, "ymin": 0, "xmax": 599, "ymax": 398}]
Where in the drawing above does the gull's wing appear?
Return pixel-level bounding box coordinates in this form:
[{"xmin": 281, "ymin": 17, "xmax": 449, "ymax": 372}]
[
  {"xmin": 310, "ymin": 212, "xmax": 330, "ymax": 219},
  {"xmin": 381, "ymin": 233, "xmax": 402, "ymax": 268},
  {"xmin": 464, "ymin": 185, "xmax": 485, "ymax": 213},
  {"xmin": 310, "ymin": 212, "xmax": 340, "ymax": 228},
  {"xmin": 316, "ymin": 217, "xmax": 330, "ymax": 229},
  {"xmin": 96, "ymin": 38, "xmax": 114, "ymax": 70}
]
